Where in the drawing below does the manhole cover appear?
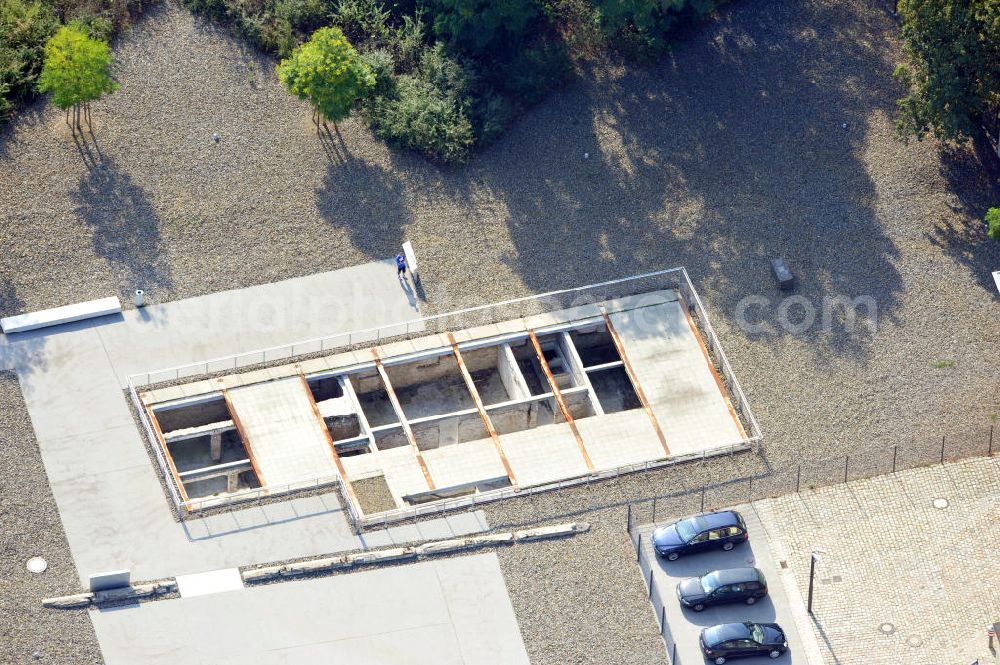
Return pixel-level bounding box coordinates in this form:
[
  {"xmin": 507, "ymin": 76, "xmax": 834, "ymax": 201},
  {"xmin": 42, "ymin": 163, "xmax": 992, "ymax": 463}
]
[
  {"xmin": 906, "ymin": 635, "xmax": 923, "ymax": 647},
  {"xmin": 879, "ymin": 623, "xmax": 895, "ymax": 635},
  {"xmin": 933, "ymin": 498, "xmax": 949, "ymax": 509},
  {"xmin": 26, "ymin": 557, "xmax": 47, "ymax": 574}
]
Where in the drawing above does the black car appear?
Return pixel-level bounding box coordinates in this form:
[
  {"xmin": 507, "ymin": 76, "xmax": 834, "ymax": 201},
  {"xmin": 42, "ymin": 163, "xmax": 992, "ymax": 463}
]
[
  {"xmin": 699, "ymin": 622, "xmax": 788, "ymax": 663},
  {"xmin": 676, "ymin": 567, "xmax": 768, "ymax": 611},
  {"xmin": 651, "ymin": 510, "xmax": 749, "ymax": 560}
]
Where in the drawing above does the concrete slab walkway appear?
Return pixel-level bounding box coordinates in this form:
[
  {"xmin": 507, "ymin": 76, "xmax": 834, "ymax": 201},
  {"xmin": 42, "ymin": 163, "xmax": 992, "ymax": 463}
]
[
  {"xmin": 90, "ymin": 553, "xmax": 530, "ymax": 665},
  {"xmin": 0, "ymin": 261, "xmax": 489, "ymax": 585}
]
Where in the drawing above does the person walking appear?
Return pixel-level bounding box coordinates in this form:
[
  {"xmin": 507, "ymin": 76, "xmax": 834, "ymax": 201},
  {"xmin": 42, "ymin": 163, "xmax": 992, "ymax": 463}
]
[{"xmin": 395, "ymin": 253, "xmax": 407, "ymax": 279}]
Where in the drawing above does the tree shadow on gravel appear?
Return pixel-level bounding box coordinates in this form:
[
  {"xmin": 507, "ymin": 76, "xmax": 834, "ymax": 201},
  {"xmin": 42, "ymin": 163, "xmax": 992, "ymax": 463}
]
[
  {"xmin": 316, "ymin": 152, "xmax": 412, "ymax": 258},
  {"xmin": 466, "ymin": 0, "xmax": 906, "ymax": 363},
  {"xmin": 71, "ymin": 157, "xmax": 172, "ymax": 298},
  {"xmin": 931, "ymin": 140, "xmax": 1000, "ymax": 295}
]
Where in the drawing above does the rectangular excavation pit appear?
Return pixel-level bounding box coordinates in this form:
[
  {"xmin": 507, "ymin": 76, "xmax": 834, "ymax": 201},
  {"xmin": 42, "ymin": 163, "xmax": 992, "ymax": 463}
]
[
  {"xmin": 383, "ymin": 353, "xmax": 475, "ymax": 421},
  {"xmin": 570, "ymin": 325, "xmax": 623, "ymax": 367},
  {"xmin": 588, "ymin": 366, "xmax": 641, "ymax": 414},
  {"xmin": 350, "ymin": 370, "xmax": 400, "ymax": 428},
  {"xmin": 136, "ymin": 281, "xmax": 759, "ymax": 522},
  {"xmin": 152, "ymin": 396, "xmax": 261, "ymax": 499}
]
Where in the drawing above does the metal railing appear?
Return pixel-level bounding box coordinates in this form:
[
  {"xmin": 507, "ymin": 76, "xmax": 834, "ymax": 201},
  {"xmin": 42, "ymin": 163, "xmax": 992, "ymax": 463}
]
[{"xmin": 125, "ymin": 268, "xmax": 763, "ymax": 522}]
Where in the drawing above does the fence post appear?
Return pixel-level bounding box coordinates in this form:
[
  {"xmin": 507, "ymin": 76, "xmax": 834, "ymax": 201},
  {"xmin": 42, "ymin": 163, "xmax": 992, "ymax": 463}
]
[
  {"xmin": 796, "ymin": 465, "xmax": 801, "ymax": 493},
  {"xmin": 748, "ymin": 475, "xmax": 753, "ymax": 503},
  {"xmin": 652, "ymin": 496, "xmax": 657, "ymax": 522},
  {"xmin": 941, "ymin": 435, "xmax": 946, "ymax": 464},
  {"xmin": 660, "ymin": 604, "xmax": 666, "ymax": 633},
  {"xmin": 700, "ymin": 486, "xmax": 706, "ymax": 512},
  {"xmin": 892, "ymin": 445, "xmax": 898, "ymax": 473},
  {"xmin": 648, "ymin": 568, "xmax": 655, "ymax": 598},
  {"xmin": 990, "ymin": 425, "xmax": 994, "ymax": 455},
  {"xmin": 627, "ymin": 503, "xmax": 632, "ymax": 534},
  {"xmin": 844, "ymin": 456, "xmax": 849, "ymax": 483}
]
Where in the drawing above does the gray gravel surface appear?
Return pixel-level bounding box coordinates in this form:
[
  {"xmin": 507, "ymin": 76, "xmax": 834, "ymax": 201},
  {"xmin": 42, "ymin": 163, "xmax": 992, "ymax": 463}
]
[
  {"xmin": 1, "ymin": 0, "xmax": 999, "ymax": 662},
  {"xmin": 0, "ymin": 371, "xmax": 103, "ymax": 665},
  {"xmin": 1, "ymin": 0, "xmax": 995, "ymax": 470}
]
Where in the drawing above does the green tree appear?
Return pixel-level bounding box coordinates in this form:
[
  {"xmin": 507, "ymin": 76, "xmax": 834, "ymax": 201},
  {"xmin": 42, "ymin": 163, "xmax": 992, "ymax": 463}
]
[
  {"xmin": 987, "ymin": 207, "xmax": 1000, "ymax": 242},
  {"xmin": 0, "ymin": 0, "xmax": 58, "ymax": 118},
  {"xmin": 894, "ymin": 0, "xmax": 1000, "ymax": 141},
  {"xmin": 276, "ymin": 26, "xmax": 374, "ymax": 130},
  {"xmin": 36, "ymin": 24, "xmax": 117, "ymax": 130},
  {"xmin": 429, "ymin": 0, "xmax": 538, "ymax": 53}
]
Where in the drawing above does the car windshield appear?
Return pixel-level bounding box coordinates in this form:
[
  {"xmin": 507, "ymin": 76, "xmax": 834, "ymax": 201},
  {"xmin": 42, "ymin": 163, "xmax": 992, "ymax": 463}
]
[
  {"xmin": 751, "ymin": 624, "xmax": 765, "ymax": 644},
  {"xmin": 675, "ymin": 517, "xmax": 703, "ymax": 541},
  {"xmin": 701, "ymin": 572, "xmax": 721, "ymax": 593}
]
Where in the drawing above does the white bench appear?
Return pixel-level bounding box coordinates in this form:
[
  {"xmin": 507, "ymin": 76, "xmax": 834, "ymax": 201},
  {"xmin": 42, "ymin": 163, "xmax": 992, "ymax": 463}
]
[
  {"xmin": 993, "ymin": 271, "xmax": 1000, "ymax": 296},
  {"xmin": 1, "ymin": 296, "xmax": 122, "ymax": 334}
]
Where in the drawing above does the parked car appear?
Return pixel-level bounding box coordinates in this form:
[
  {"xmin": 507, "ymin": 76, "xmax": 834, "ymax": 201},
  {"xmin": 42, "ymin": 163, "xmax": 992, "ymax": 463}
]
[
  {"xmin": 699, "ymin": 622, "xmax": 788, "ymax": 663},
  {"xmin": 651, "ymin": 510, "xmax": 748, "ymax": 560},
  {"xmin": 676, "ymin": 567, "xmax": 768, "ymax": 611}
]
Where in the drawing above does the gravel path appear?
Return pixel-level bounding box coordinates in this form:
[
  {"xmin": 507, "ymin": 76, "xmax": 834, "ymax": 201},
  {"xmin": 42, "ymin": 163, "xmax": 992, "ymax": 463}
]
[{"xmin": 0, "ymin": 371, "xmax": 103, "ymax": 665}]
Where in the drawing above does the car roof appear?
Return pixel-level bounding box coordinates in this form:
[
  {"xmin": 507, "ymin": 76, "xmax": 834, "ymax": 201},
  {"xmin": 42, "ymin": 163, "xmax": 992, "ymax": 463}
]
[
  {"xmin": 708, "ymin": 567, "xmax": 763, "ymax": 585},
  {"xmin": 703, "ymin": 623, "xmax": 752, "ymax": 645},
  {"xmin": 696, "ymin": 510, "xmax": 743, "ymax": 529}
]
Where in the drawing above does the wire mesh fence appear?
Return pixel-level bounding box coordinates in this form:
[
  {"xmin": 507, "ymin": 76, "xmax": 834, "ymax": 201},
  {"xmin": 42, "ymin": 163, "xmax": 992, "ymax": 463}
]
[{"xmin": 624, "ymin": 425, "xmax": 996, "ymax": 530}]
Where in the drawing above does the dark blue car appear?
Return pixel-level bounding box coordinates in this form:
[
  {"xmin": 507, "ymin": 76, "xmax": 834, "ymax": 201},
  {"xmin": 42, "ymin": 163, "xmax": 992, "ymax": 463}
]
[
  {"xmin": 651, "ymin": 510, "xmax": 748, "ymax": 560},
  {"xmin": 700, "ymin": 622, "xmax": 787, "ymax": 663}
]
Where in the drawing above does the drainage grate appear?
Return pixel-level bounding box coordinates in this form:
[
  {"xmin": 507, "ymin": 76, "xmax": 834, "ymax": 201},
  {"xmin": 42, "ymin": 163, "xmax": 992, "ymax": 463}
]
[{"xmin": 879, "ymin": 623, "xmax": 895, "ymax": 635}]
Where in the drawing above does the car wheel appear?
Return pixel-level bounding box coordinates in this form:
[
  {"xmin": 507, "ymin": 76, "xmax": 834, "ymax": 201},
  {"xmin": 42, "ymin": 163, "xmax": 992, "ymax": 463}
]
[
  {"xmin": 722, "ymin": 541, "xmax": 735, "ymax": 551},
  {"xmin": 666, "ymin": 551, "xmax": 680, "ymax": 561},
  {"xmin": 746, "ymin": 596, "xmax": 757, "ymax": 605},
  {"xmin": 714, "ymin": 657, "xmax": 727, "ymax": 665},
  {"xmin": 692, "ymin": 603, "xmax": 705, "ymax": 612},
  {"xmin": 768, "ymin": 650, "xmax": 781, "ymax": 658}
]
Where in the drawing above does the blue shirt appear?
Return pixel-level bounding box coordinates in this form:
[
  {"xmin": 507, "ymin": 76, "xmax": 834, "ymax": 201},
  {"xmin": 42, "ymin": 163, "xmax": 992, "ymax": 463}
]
[{"xmin": 395, "ymin": 255, "xmax": 406, "ymax": 270}]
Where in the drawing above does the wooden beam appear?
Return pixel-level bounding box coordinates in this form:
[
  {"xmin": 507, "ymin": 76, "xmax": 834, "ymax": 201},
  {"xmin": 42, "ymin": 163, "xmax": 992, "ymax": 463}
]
[
  {"xmin": 371, "ymin": 349, "xmax": 436, "ymax": 490},
  {"xmin": 676, "ymin": 297, "xmax": 748, "ymax": 440},
  {"xmin": 527, "ymin": 330, "xmax": 594, "ymax": 471},
  {"xmin": 447, "ymin": 332, "xmax": 518, "ymax": 488},
  {"xmin": 223, "ymin": 389, "xmax": 268, "ymax": 492},
  {"xmin": 298, "ymin": 373, "xmax": 364, "ymax": 512},
  {"xmin": 145, "ymin": 405, "xmax": 190, "ymax": 503},
  {"xmin": 600, "ymin": 309, "xmax": 671, "ymax": 457}
]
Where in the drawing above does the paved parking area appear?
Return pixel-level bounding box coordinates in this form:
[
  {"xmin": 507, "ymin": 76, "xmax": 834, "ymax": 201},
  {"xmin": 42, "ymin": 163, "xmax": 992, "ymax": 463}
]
[
  {"xmin": 636, "ymin": 506, "xmax": 819, "ymax": 665},
  {"xmin": 756, "ymin": 455, "xmax": 1000, "ymax": 665}
]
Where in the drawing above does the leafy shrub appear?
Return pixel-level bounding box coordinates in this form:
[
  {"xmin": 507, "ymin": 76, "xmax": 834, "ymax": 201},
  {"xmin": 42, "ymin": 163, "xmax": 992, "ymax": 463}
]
[
  {"xmin": 494, "ymin": 41, "xmax": 572, "ymax": 106},
  {"xmin": 359, "ymin": 47, "xmax": 395, "ymax": 96},
  {"xmin": 276, "ymin": 0, "xmax": 327, "ymax": 33},
  {"xmin": 367, "ymin": 74, "xmax": 473, "ymax": 163},
  {"xmin": 987, "ymin": 208, "xmax": 1000, "ymax": 242},
  {"xmin": 391, "ymin": 10, "xmax": 426, "ymax": 71},
  {"xmin": 0, "ymin": 0, "xmax": 58, "ymax": 117},
  {"xmin": 467, "ymin": 87, "xmax": 514, "ymax": 145},
  {"xmin": 428, "ymin": 0, "xmax": 538, "ymax": 53},
  {"xmin": 418, "ymin": 42, "xmax": 470, "ymax": 99},
  {"xmin": 332, "ymin": 0, "xmax": 390, "ymax": 48},
  {"xmin": 183, "ymin": 0, "xmax": 228, "ymax": 20}
]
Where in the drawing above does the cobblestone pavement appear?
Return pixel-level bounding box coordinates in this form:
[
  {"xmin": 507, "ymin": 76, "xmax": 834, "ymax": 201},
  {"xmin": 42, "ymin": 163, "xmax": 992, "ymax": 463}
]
[{"xmin": 756, "ymin": 455, "xmax": 1000, "ymax": 665}]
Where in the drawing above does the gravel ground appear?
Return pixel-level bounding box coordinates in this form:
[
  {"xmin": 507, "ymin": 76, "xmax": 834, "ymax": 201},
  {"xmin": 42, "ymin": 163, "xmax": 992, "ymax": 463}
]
[
  {"xmin": 0, "ymin": 371, "xmax": 103, "ymax": 665},
  {"xmin": 0, "ymin": 0, "xmax": 996, "ymax": 468},
  {"xmin": 2, "ymin": 0, "xmax": 1000, "ymax": 662}
]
